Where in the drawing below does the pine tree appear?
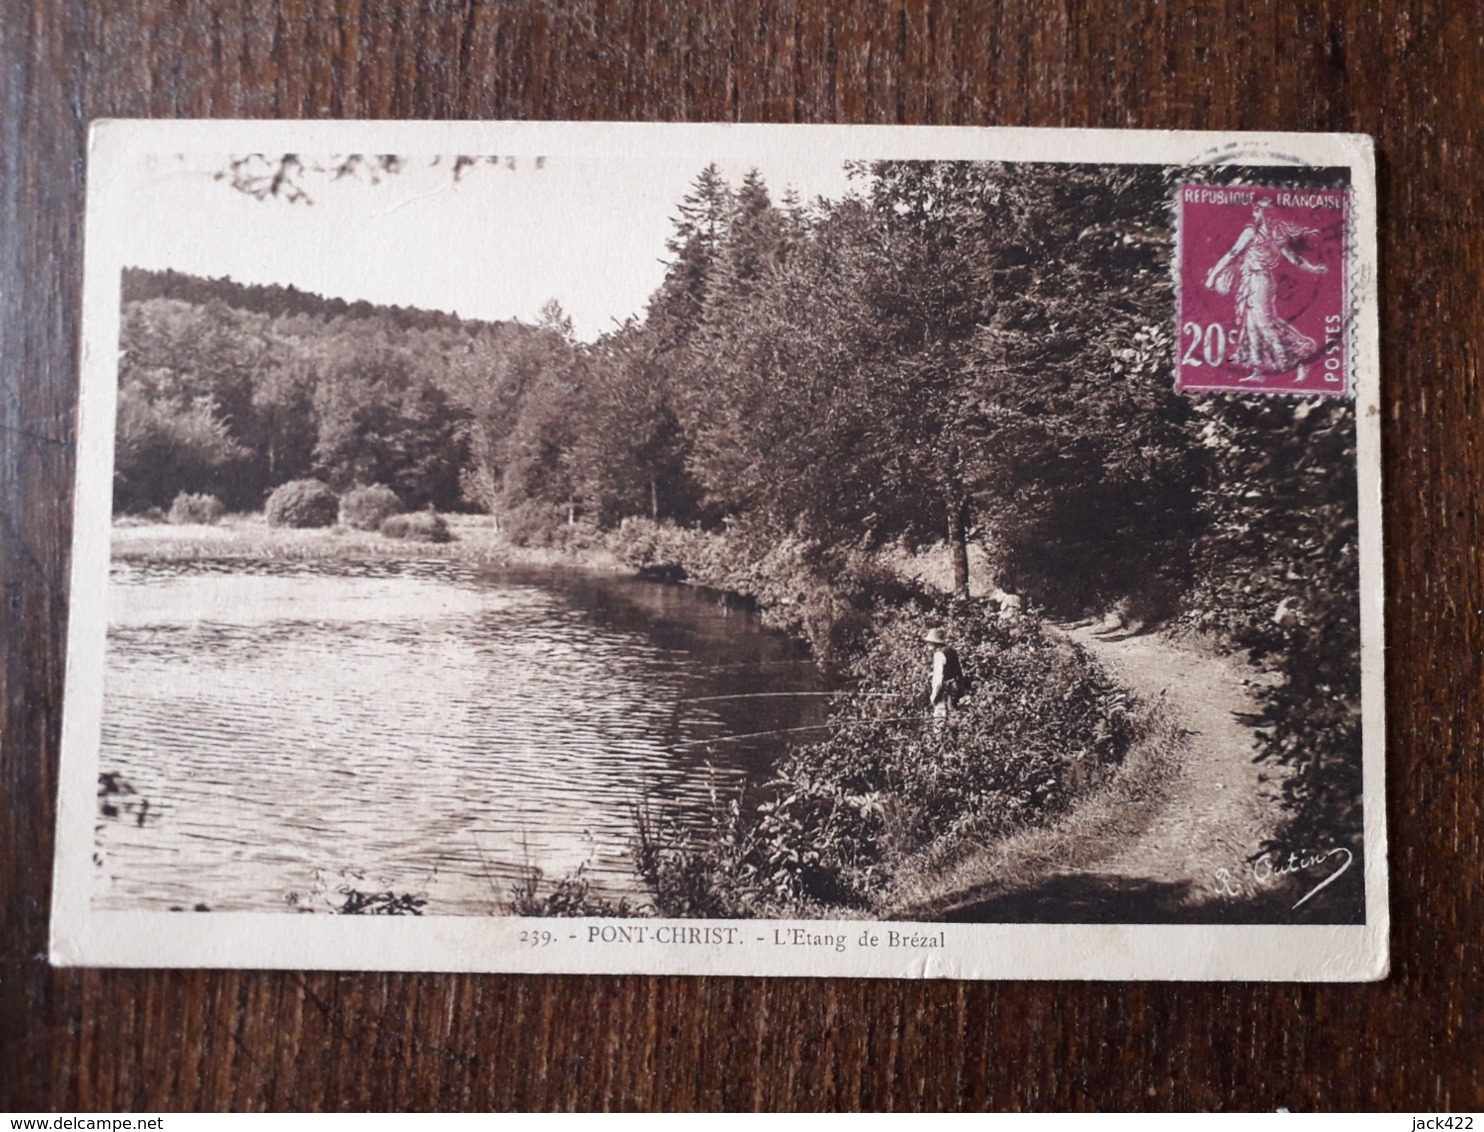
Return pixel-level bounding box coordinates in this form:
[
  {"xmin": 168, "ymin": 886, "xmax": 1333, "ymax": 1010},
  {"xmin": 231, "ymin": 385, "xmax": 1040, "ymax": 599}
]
[{"xmin": 646, "ymin": 164, "xmax": 733, "ymax": 353}]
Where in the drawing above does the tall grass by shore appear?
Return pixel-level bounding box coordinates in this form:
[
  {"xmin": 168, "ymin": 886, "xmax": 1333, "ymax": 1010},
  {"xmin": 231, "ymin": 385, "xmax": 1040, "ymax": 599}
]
[{"xmin": 111, "ymin": 512, "xmax": 624, "ymax": 571}]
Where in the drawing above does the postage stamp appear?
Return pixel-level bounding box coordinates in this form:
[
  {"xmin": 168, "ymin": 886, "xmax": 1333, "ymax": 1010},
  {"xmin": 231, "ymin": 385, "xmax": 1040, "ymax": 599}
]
[
  {"xmin": 1176, "ymin": 184, "xmax": 1352, "ymax": 397},
  {"xmin": 51, "ymin": 122, "xmax": 1384, "ymax": 980}
]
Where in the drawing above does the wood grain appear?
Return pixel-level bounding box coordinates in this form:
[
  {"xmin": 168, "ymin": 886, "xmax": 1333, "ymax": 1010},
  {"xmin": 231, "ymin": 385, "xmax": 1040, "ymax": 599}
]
[{"xmin": 2, "ymin": 0, "xmax": 1480, "ymax": 1112}]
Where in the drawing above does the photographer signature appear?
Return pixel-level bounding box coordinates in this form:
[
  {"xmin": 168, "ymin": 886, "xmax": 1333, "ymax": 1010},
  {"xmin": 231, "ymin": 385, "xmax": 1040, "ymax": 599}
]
[{"xmin": 1212, "ymin": 846, "xmax": 1353, "ymax": 909}]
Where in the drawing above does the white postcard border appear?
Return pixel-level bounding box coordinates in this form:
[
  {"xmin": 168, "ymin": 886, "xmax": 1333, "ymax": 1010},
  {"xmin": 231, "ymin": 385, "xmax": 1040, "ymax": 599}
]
[{"xmin": 52, "ymin": 120, "xmax": 1386, "ymax": 980}]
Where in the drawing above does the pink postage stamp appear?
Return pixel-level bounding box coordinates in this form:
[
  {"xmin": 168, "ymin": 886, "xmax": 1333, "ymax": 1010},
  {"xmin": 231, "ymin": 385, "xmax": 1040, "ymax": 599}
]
[{"xmin": 1176, "ymin": 185, "xmax": 1351, "ymax": 397}]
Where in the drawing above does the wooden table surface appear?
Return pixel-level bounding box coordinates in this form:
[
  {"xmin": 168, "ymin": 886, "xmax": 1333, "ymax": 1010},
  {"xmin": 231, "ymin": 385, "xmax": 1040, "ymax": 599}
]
[{"xmin": 3, "ymin": 0, "xmax": 1480, "ymax": 1112}]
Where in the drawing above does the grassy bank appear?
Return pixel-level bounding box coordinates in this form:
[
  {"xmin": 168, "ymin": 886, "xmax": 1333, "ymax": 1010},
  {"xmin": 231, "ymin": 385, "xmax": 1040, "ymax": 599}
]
[
  {"xmin": 629, "ymin": 598, "xmax": 1156, "ymax": 920},
  {"xmin": 111, "ymin": 512, "xmax": 624, "ymax": 571},
  {"xmin": 882, "ymin": 698, "xmax": 1185, "ymax": 918}
]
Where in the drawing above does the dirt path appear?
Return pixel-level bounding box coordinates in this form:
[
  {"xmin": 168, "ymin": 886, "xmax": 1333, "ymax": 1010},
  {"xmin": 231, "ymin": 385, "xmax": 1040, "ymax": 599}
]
[
  {"xmin": 1061, "ymin": 624, "xmax": 1283, "ymax": 882},
  {"xmin": 924, "ymin": 624, "xmax": 1289, "ymax": 923}
]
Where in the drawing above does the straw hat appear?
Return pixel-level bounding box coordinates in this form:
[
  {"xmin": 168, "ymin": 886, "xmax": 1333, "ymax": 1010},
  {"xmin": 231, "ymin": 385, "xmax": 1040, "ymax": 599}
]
[{"xmin": 922, "ymin": 628, "xmax": 947, "ymax": 645}]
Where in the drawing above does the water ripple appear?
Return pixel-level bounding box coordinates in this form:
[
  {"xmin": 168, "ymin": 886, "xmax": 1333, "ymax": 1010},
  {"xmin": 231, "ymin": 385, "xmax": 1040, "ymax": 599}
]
[{"xmin": 95, "ymin": 559, "xmax": 825, "ymax": 914}]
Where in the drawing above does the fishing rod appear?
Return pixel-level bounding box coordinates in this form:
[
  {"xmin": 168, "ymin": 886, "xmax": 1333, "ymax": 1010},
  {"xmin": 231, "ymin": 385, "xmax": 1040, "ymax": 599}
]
[
  {"xmin": 672, "ymin": 658, "xmax": 818, "ymax": 672},
  {"xmin": 675, "ymin": 691, "xmax": 908, "ymax": 704},
  {"xmin": 680, "ymin": 715, "xmax": 927, "ymax": 746}
]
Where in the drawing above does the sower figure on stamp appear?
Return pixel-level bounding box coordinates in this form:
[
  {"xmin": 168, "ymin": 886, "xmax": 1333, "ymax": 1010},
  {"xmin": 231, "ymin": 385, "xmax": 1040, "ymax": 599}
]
[
  {"xmin": 924, "ymin": 628, "xmax": 970, "ymax": 727},
  {"xmin": 1204, "ymin": 197, "xmax": 1328, "ymax": 384}
]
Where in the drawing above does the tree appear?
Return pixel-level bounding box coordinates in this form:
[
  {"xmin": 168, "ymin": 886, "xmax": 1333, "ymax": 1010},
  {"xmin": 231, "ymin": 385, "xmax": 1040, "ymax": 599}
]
[
  {"xmin": 214, "ymin": 153, "xmax": 532, "ymax": 205},
  {"xmin": 441, "ymin": 316, "xmax": 582, "ymax": 520},
  {"xmin": 679, "ymin": 186, "xmax": 952, "ymax": 558},
  {"xmin": 645, "ymin": 164, "xmax": 733, "ymax": 354},
  {"xmin": 864, "ymin": 160, "xmax": 1203, "ymax": 612},
  {"xmin": 113, "ymin": 380, "xmax": 248, "ymax": 512},
  {"xmin": 567, "ymin": 326, "xmax": 698, "ymax": 525},
  {"xmin": 115, "ymin": 297, "xmax": 274, "ymax": 509},
  {"xmin": 248, "ymin": 354, "xmax": 318, "ymax": 489},
  {"xmin": 310, "ymin": 323, "xmax": 468, "ymax": 509}
]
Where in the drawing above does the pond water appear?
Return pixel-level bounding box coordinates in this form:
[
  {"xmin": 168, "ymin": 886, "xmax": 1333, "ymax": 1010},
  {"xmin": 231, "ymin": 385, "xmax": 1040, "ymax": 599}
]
[{"xmin": 94, "ymin": 558, "xmax": 826, "ymax": 915}]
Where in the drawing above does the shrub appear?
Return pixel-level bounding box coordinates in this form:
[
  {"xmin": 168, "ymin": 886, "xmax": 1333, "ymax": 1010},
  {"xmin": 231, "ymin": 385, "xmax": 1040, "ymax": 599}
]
[
  {"xmin": 606, "ymin": 516, "xmax": 709, "ymax": 579},
  {"xmin": 167, "ymin": 491, "xmax": 225, "ymax": 525},
  {"xmin": 1179, "ymin": 397, "xmax": 1363, "ymax": 885},
  {"xmin": 339, "ymin": 483, "xmax": 402, "ymax": 531},
  {"xmin": 638, "ymin": 602, "xmax": 1145, "ymax": 917},
  {"xmin": 499, "ymin": 500, "xmax": 598, "ymax": 551},
  {"xmin": 265, "ymin": 479, "xmax": 339, "ymax": 529},
  {"xmin": 607, "ymin": 517, "xmax": 926, "ymax": 670},
  {"xmin": 380, "ymin": 508, "xmax": 452, "ymax": 543},
  {"xmin": 335, "ymin": 889, "xmax": 427, "ymax": 915},
  {"xmin": 504, "ymin": 862, "xmax": 636, "ymax": 917}
]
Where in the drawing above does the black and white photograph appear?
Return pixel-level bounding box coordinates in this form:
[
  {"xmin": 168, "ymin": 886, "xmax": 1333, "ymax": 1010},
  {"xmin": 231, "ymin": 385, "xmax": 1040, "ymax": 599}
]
[{"xmin": 52, "ymin": 122, "xmax": 1384, "ymax": 979}]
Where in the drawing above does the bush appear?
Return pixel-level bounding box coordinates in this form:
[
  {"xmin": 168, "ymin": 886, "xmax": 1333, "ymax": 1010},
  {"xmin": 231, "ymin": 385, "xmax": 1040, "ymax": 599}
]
[
  {"xmin": 606, "ymin": 515, "xmax": 709, "ymax": 579},
  {"xmin": 499, "ymin": 500, "xmax": 598, "ymax": 551},
  {"xmin": 335, "ymin": 889, "xmax": 427, "ymax": 915},
  {"xmin": 380, "ymin": 508, "xmax": 452, "ymax": 543},
  {"xmin": 1178, "ymin": 397, "xmax": 1363, "ymax": 878},
  {"xmin": 265, "ymin": 479, "xmax": 339, "ymax": 529},
  {"xmin": 607, "ymin": 517, "xmax": 924, "ymax": 670},
  {"xmin": 339, "ymin": 484, "xmax": 402, "ymax": 531},
  {"xmin": 504, "ymin": 862, "xmax": 636, "ymax": 918},
  {"xmin": 638, "ymin": 602, "xmax": 1145, "ymax": 916},
  {"xmin": 166, "ymin": 491, "xmax": 225, "ymax": 525}
]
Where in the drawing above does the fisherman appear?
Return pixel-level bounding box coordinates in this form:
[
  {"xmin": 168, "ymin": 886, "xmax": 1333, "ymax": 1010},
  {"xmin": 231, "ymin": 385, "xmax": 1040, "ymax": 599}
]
[{"xmin": 924, "ymin": 627, "xmax": 969, "ymax": 727}]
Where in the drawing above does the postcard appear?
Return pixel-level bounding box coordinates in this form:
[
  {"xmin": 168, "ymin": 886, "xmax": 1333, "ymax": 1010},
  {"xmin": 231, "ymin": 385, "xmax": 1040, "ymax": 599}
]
[{"xmin": 52, "ymin": 121, "xmax": 1385, "ymax": 979}]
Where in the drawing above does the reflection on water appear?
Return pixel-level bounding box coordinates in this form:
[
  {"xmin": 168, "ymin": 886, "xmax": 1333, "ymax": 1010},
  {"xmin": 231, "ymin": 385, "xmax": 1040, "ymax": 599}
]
[{"xmin": 95, "ymin": 558, "xmax": 825, "ymax": 914}]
